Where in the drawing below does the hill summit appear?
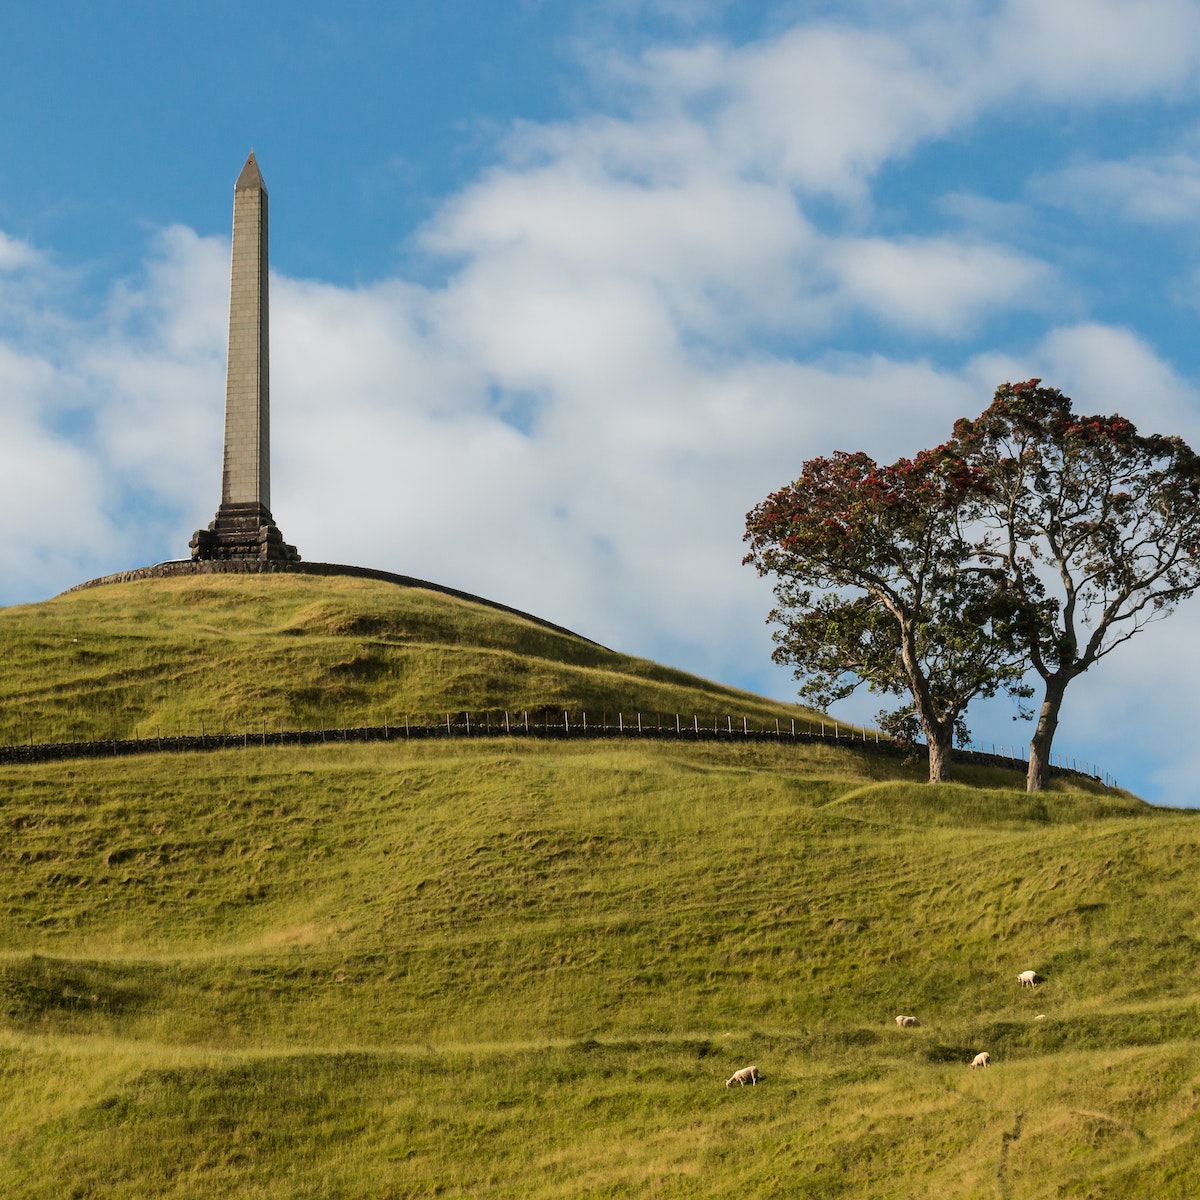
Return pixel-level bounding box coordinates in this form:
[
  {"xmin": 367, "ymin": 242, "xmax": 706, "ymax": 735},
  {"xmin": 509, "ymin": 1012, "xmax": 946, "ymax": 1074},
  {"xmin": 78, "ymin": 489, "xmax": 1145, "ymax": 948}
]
[{"xmin": 0, "ymin": 572, "xmax": 808, "ymax": 746}]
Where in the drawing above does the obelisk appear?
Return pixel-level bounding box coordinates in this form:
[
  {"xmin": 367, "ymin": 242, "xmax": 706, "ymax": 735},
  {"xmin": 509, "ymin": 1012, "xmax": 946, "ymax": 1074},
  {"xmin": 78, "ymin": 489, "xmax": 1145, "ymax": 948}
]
[{"xmin": 191, "ymin": 152, "xmax": 298, "ymax": 562}]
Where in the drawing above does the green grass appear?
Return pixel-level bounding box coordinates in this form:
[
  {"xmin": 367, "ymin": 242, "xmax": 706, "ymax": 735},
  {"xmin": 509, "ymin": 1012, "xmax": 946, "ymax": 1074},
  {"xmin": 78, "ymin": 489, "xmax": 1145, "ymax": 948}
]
[
  {"xmin": 1, "ymin": 574, "xmax": 1197, "ymax": 1196},
  {"xmin": 0, "ymin": 731, "xmax": 1197, "ymax": 1196},
  {"xmin": 0, "ymin": 575, "xmax": 818, "ymax": 743}
]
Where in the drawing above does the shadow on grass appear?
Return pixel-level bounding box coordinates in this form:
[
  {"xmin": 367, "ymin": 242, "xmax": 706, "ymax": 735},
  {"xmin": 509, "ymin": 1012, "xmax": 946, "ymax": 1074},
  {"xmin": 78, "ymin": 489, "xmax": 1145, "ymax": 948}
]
[{"xmin": 0, "ymin": 955, "xmax": 152, "ymax": 1024}]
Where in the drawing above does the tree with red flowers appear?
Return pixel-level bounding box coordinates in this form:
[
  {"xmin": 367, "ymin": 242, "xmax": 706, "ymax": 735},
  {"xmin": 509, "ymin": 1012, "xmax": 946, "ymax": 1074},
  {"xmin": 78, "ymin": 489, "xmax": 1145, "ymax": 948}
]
[
  {"xmin": 743, "ymin": 447, "xmax": 1029, "ymax": 783},
  {"xmin": 951, "ymin": 380, "xmax": 1200, "ymax": 792}
]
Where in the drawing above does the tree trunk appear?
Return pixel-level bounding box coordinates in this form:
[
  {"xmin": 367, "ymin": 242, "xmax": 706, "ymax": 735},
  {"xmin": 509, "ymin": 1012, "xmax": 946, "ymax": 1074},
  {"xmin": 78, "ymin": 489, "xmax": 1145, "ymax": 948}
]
[
  {"xmin": 1026, "ymin": 675, "xmax": 1069, "ymax": 792},
  {"xmin": 898, "ymin": 614, "xmax": 955, "ymax": 783},
  {"xmin": 926, "ymin": 723, "xmax": 954, "ymax": 784}
]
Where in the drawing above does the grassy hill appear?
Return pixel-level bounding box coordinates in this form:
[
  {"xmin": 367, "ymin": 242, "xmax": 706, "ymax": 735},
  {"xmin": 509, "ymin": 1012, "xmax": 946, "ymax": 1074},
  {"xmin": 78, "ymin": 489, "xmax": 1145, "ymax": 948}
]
[
  {"xmin": 1, "ymin": 575, "xmax": 1197, "ymax": 1197},
  {"xmin": 0, "ymin": 574, "xmax": 816, "ymax": 744}
]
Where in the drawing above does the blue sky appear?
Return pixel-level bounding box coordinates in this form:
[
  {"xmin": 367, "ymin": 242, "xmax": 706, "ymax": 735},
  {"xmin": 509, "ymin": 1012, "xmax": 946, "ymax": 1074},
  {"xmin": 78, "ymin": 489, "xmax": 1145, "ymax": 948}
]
[{"xmin": 5, "ymin": 1, "xmax": 1200, "ymax": 803}]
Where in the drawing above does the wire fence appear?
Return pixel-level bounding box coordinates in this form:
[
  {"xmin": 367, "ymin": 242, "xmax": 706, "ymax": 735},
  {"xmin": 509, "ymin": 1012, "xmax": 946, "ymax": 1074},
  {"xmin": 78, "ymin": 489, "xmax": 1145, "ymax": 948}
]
[{"xmin": 0, "ymin": 708, "xmax": 1117, "ymax": 787}]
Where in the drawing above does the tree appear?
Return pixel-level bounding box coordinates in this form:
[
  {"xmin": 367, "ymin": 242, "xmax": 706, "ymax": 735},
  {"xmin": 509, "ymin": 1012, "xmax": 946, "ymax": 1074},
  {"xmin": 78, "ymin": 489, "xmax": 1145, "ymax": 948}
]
[
  {"xmin": 743, "ymin": 447, "xmax": 1028, "ymax": 783},
  {"xmin": 951, "ymin": 379, "xmax": 1200, "ymax": 792}
]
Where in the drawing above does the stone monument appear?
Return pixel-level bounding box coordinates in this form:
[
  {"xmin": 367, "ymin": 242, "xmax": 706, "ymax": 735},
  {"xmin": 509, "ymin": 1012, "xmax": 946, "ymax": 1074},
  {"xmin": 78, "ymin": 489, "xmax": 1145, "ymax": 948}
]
[
  {"xmin": 191, "ymin": 152, "xmax": 299, "ymax": 562},
  {"xmin": 66, "ymin": 153, "xmax": 596, "ymax": 644}
]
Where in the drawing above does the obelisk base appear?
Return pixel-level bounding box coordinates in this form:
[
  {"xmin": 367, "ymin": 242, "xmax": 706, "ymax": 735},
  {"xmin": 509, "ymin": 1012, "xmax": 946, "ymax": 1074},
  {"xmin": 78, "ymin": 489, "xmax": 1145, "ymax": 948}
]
[{"xmin": 190, "ymin": 503, "xmax": 300, "ymax": 562}]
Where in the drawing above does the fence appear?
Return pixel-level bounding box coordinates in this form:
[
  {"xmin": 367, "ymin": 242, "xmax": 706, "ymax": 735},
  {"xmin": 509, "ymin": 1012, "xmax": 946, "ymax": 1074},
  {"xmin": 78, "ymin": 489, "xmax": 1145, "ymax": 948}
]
[{"xmin": 0, "ymin": 709, "xmax": 1116, "ymax": 787}]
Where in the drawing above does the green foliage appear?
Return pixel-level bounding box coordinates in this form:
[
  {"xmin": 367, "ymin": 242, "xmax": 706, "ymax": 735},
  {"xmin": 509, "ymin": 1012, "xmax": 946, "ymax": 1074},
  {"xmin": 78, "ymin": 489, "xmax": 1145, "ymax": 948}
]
[
  {"xmin": 953, "ymin": 379, "xmax": 1200, "ymax": 679},
  {"xmin": 744, "ymin": 448, "xmax": 1029, "ymax": 779},
  {"xmin": 953, "ymin": 378, "xmax": 1200, "ymax": 789}
]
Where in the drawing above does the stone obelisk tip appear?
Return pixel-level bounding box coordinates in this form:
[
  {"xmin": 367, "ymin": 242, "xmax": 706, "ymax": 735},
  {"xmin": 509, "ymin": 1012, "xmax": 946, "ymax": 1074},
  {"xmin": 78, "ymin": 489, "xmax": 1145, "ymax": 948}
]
[{"xmin": 235, "ymin": 151, "xmax": 265, "ymax": 192}]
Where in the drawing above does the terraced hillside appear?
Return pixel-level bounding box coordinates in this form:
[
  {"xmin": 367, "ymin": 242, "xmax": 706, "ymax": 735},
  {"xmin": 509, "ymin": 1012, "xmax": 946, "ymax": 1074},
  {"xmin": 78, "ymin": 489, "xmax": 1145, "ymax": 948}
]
[{"xmin": 0, "ymin": 576, "xmax": 1197, "ymax": 1197}]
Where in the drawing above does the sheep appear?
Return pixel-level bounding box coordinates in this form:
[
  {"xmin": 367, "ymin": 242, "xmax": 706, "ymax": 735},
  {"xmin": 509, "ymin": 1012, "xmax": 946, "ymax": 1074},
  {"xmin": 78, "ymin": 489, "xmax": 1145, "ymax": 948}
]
[
  {"xmin": 894, "ymin": 1015, "xmax": 919, "ymax": 1028},
  {"xmin": 970, "ymin": 1051, "xmax": 991, "ymax": 1070},
  {"xmin": 1017, "ymin": 970, "xmax": 1042, "ymax": 988},
  {"xmin": 726, "ymin": 1065, "xmax": 761, "ymax": 1087}
]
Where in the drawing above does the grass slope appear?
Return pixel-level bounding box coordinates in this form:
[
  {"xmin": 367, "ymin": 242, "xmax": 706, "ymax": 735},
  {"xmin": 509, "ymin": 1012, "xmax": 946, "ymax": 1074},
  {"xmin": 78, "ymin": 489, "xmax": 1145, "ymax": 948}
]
[
  {"xmin": 1, "ymin": 728, "xmax": 1197, "ymax": 1197},
  {"xmin": 0, "ymin": 575, "xmax": 815, "ymax": 744}
]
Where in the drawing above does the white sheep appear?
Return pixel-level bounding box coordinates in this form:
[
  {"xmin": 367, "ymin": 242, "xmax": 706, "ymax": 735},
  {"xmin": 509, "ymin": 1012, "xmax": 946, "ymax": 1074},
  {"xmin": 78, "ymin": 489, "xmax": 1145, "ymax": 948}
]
[
  {"xmin": 1017, "ymin": 970, "xmax": 1041, "ymax": 988},
  {"xmin": 895, "ymin": 1015, "xmax": 919, "ymax": 1027},
  {"xmin": 726, "ymin": 1065, "xmax": 761, "ymax": 1087},
  {"xmin": 970, "ymin": 1051, "xmax": 991, "ymax": 1069}
]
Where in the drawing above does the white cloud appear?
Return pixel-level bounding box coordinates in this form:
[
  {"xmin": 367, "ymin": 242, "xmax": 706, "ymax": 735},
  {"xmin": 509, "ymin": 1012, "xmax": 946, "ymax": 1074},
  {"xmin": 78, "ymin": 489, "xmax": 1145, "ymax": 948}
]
[
  {"xmin": 426, "ymin": 151, "xmax": 814, "ymax": 337},
  {"xmin": 987, "ymin": 0, "xmax": 1200, "ymax": 101},
  {"xmin": 0, "ymin": 231, "xmax": 41, "ymax": 273},
  {"xmin": 84, "ymin": 228, "xmax": 229, "ymax": 520},
  {"xmin": 826, "ymin": 236, "xmax": 1053, "ymax": 336},
  {"xmin": 614, "ymin": 0, "xmax": 1200, "ymax": 203},
  {"xmin": 637, "ymin": 25, "xmax": 965, "ymax": 196},
  {"xmin": 0, "ymin": 307, "xmax": 125, "ymax": 597},
  {"xmin": 1042, "ymin": 152, "xmax": 1200, "ymax": 224}
]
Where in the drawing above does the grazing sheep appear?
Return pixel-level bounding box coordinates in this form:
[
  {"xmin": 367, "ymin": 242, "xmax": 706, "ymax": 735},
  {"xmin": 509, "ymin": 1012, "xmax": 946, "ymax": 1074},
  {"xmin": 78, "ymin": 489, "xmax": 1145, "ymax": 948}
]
[
  {"xmin": 895, "ymin": 1015, "xmax": 919, "ymax": 1028},
  {"xmin": 1017, "ymin": 970, "xmax": 1042, "ymax": 988},
  {"xmin": 726, "ymin": 1065, "xmax": 761, "ymax": 1087},
  {"xmin": 970, "ymin": 1051, "xmax": 991, "ymax": 1070}
]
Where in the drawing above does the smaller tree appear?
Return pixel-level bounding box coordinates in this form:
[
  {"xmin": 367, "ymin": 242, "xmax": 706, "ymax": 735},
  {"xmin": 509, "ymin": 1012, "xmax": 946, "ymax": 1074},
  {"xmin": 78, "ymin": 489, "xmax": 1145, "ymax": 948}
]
[
  {"xmin": 744, "ymin": 447, "xmax": 1028, "ymax": 783},
  {"xmin": 952, "ymin": 380, "xmax": 1200, "ymax": 791}
]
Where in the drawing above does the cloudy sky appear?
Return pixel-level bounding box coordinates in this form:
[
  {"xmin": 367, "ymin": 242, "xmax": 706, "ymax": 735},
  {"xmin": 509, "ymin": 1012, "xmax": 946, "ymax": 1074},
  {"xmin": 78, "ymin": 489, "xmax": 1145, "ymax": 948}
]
[{"xmin": 4, "ymin": 1, "xmax": 1200, "ymax": 803}]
